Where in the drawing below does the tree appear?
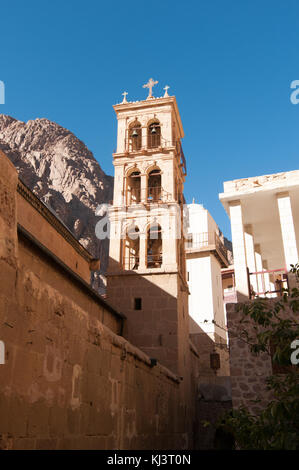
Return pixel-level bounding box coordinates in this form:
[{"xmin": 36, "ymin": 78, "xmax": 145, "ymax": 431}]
[{"xmin": 220, "ymin": 266, "xmax": 299, "ymax": 450}]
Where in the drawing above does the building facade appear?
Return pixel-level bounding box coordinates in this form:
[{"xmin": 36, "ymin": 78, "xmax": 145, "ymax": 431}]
[
  {"xmin": 186, "ymin": 202, "xmax": 230, "ymax": 375},
  {"xmin": 106, "ymin": 87, "xmax": 190, "ymax": 379},
  {"xmin": 219, "ymin": 170, "xmax": 299, "ymax": 300}
]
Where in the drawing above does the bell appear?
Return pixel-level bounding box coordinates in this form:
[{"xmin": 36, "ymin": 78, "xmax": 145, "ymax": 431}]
[
  {"xmin": 132, "ymin": 129, "xmax": 138, "ymax": 138},
  {"xmin": 151, "ymin": 126, "xmax": 157, "ymax": 134}
]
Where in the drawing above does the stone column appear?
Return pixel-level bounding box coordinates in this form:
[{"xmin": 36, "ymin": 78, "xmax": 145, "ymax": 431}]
[
  {"xmin": 229, "ymin": 200, "xmax": 249, "ymax": 300},
  {"xmin": 254, "ymin": 244, "xmax": 264, "ymax": 295},
  {"xmin": 141, "ymin": 126, "xmax": 147, "ymax": 150},
  {"xmin": 138, "ymin": 234, "xmax": 147, "ymax": 270},
  {"xmin": 244, "ymin": 224, "xmax": 258, "ymax": 294},
  {"xmin": 276, "ymin": 192, "xmax": 299, "ymax": 270},
  {"xmin": 140, "ymin": 174, "xmax": 148, "ymax": 203}
]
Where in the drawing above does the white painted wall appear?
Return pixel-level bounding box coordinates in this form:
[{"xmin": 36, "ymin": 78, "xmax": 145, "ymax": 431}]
[{"xmin": 186, "ymin": 203, "xmax": 227, "ymax": 341}]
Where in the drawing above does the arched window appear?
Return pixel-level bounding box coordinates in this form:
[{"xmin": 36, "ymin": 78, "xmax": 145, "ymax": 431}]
[
  {"xmin": 129, "ymin": 122, "xmax": 142, "ymax": 151},
  {"xmin": 147, "ymin": 168, "xmax": 162, "ymax": 202},
  {"xmin": 147, "ymin": 224, "xmax": 162, "ymax": 268},
  {"xmin": 147, "ymin": 121, "xmax": 161, "ymax": 149},
  {"xmin": 127, "ymin": 170, "xmax": 141, "ymax": 204},
  {"xmin": 123, "ymin": 225, "xmax": 140, "ymax": 270}
]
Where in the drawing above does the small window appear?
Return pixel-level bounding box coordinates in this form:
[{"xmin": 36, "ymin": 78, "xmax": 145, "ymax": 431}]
[{"xmin": 134, "ymin": 298, "xmax": 142, "ymax": 310}]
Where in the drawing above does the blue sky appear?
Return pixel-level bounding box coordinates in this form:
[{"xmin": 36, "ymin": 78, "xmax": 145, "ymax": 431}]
[{"xmin": 1, "ymin": 0, "xmax": 299, "ymax": 238}]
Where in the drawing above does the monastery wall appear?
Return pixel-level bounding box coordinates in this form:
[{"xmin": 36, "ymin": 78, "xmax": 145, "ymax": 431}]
[
  {"xmin": 226, "ymin": 301, "xmax": 297, "ymax": 414},
  {"xmin": 0, "ymin": 151, "xmax": 198, "ymax": 449}
]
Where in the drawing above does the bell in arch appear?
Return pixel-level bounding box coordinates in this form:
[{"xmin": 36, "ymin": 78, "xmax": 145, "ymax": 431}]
[{"xmin": 132, "ymin": 129, "xmax": 138, "ymax": 138}]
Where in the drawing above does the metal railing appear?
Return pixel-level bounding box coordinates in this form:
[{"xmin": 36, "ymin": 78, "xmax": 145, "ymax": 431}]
[
  {"xmin": 126, "ymin": 186, "xmax": 172, "ymax": 204},
  {"xmin": 223, "ymin": 288, "xmax": 238, "ymax": 304},
  {"xmin": 248, "ymin": 267, "xmax": 289, "ymax": 298},
  {"xmin": 124, "ymin": 256, "xmax": 140, "ymax": 270},
  {"xmin": 125, "ymin": 135, "xmax": 172, "ymax": 152},
  {"xmin": 147, "ymin": 254, "xmax": 162, "ymax": 268},
  {"xmin": 123, "ymin": 254, "xmax": 162, "ymax": 270},
  {"xmin": 123, "ymin": 136, "xmax": 186, "ymax": 169},
  {"xmin": 185, "ymin": 232, "xmax": 228, "ymax": 264},
  {"xmin": 147, "ymin": 186, "xmax": 162, "ymax": 202}
]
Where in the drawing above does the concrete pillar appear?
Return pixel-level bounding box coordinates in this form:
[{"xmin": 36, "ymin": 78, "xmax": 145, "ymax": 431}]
[
  {"xmin": 277, "ymin": 192, "xmax": 299, "ymax": 270},
  {"xmin": 139, "ymin": 234, "xmax": 147, "ymax": 270},
  {"xmin": 141, "ymin": 126, "xmax": 147, "ymax": 150},
  {"xmin": 255, "ymin": 244, "xmax": 264, "ymax": 295},
  {"xmin": 244, "ymin": 224, "xmax": 258, "ymax": 294},
  {"xmin": 229, "ymin": 200, "xmax": 249, "ymax": 300},
  {"xmin": 262, "ymin": 260, "xmax": 272, "ymax": 297}
]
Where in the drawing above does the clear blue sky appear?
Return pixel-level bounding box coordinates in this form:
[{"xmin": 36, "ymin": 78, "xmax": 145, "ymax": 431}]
[{"xmin": 1, "ymin": 0, "xmax": 299, "ymax": 238}]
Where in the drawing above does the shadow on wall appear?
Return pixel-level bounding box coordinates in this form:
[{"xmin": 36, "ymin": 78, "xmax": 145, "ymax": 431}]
[{"xmin": 106, "ymin": 256, "xmax": 233, "ymax": 449}]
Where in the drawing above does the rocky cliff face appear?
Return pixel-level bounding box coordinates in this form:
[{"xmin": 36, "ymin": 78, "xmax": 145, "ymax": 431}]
[{"xmin": 0, "ymin": 114, "xmax": 113, "ymax": 289}]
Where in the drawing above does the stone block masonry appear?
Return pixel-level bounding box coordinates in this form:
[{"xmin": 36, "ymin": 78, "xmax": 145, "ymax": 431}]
[
  {"xmin": 226, "ymin": 301, "xmax": 297, "ymax": 414},
  {"xmin": 0, "ymin": 150, "xmax": 197, "ymax": 449}
]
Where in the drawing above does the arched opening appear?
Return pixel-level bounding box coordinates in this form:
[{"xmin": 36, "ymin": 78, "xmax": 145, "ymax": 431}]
[
  {"xmin": 147, "ymin": 224, "xmax": 162, "ymax": 268},
  {"xmin": 129, "ymin": 121, "xmax": 142, "ymax": 151},
  {"xmin": 123, "ymin": 225, "xmax": 140, "ymax": 270},
  {"xmin": 148, "ymin": 168, "xmax": 162, "ymax": 202},
  {"xmin": 127, "ymin": 170, "xmax": 141, "ymax": 204},
  {"xmin": 147, "ymin": 121, "xmax": 161, "ymax": 149}
]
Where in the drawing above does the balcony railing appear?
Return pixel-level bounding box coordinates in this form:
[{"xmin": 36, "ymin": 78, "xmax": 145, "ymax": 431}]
[
  {"xmin": 123, "ymin": 254, "xmax": 162, "ymax": 270},
  {"xmin": 223, "ymin": 288, "xmax": 238, "ymax": 304},
  {"xmin": 124, "ymin": 256, "xmax": 140, "ymax": 270},
  {"xmin": 248, "ymin": 267, "xmax": 289, "ymax": 299},
  {"xmin": 126, "ymin": 186, "xmax": 172, "ymax": 204},
  {"xmin": 124, "ymin": 135, "xmax": 173, "ymax": 153},
  {"xmin": 185, "ymin": 232, "xmax": 228, "ymax": 267},
  {"xmin": 147, "ymin": 254, "xmax": 162, "ymax": 268}
]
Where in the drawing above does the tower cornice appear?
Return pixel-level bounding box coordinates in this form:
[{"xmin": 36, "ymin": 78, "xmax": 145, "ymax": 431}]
[{"xmin": 113, "ymin": 96, "xmax": 184, "ymax": 139}]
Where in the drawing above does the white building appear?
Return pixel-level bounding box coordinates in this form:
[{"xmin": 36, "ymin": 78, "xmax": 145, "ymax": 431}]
[
  {"xmin": 219, "ymin": 170, "xmax": 299, "ymax": 301},
  {"xmin": 186, "ymin": 202, "xmax": 229, "ymax": 344}
]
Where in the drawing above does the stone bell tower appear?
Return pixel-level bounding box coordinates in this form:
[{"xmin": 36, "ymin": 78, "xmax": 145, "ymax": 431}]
[{"xmin": 106, "ymin": 80, "xmax": 189, "ymax": 375}]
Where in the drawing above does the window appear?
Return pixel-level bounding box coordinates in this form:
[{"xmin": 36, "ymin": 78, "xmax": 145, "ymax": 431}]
[
  {"xmin": 129, "ymin": 122, "xmax": 142, "ymax": 151},
  {"xmin": 127, "ymin": 170, "xmax": 141, "ymax": 204},
  {"xmin": 147, "ymin": 168, "xmax": 161, "ymax": 202},
  {"xmin": 134, "ymin": 298, "xmax": 142, "ymax": 310},
  {"xmin": 147, "ymin": 121, "xmax": 161, "ymax": 148},
  {"xmin": 123, "ymin": 225, "xmax": 140, "ymax": 270},
  {"xmin": 147, "ymin": 224, "xmax": 162, "ymax": 268}
]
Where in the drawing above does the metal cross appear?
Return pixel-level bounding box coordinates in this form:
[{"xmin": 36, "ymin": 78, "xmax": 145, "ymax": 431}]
[
  {"xmin": 122, "ymin": 91, "xmax": 128, "ymax": 103},
  {"xmin": 143, "ymin": 78, "xmax": 158, "ymax": 99},
  {"xmin": 163, "ymin": 85, "xmax": 170, "ymax": 97}
]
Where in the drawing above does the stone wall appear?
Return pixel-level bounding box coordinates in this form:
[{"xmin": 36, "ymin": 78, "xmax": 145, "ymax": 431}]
[
  {"xmin": 0, "ymin": 151, "xmax": 198, "ymax": 449},
  {"xmin": 226, "ymin": 302, "xmax": 275, "ymax": 414}
]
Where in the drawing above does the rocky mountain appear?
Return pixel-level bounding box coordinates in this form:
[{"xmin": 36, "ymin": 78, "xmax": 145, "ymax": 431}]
[{"xmin": 0, "ymin": 114, "xmax": 113, "ymax": 289}]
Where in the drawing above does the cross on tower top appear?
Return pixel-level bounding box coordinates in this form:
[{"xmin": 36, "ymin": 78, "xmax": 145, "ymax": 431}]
[
  {"xmin": 143, "ymin": 78, "xmax": 158, "ymax": 99},
  {"xmin": 122, "ymin": 91, "xmax": 128, "ymax": 103},
  {"xmin": 163, "ymin": 85, "xmax": 170, "ymax": 97}
]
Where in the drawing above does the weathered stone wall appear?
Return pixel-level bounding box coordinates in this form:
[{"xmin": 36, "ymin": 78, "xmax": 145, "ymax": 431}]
[
  {"xmin": 190, "ymin": 332, "xmax": 230, "ymax": 377},
  {"xmin": 0, "ymin": 150, "xmax": 197, "ymax": 449},
  {"xmin": 226, "ymin": 302, "xmax": 274, "ymax": 414}
]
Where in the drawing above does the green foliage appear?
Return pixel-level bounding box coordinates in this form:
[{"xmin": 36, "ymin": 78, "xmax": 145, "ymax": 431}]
[{"xmin": 221, "ymin": 266, "xmax": 299, "ymax": 450}]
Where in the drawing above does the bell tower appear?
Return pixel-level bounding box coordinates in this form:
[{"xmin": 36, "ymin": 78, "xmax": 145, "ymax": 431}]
[{"xmin": 106, "ymin": 80, "xmax": 189, "ymax": 375}]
